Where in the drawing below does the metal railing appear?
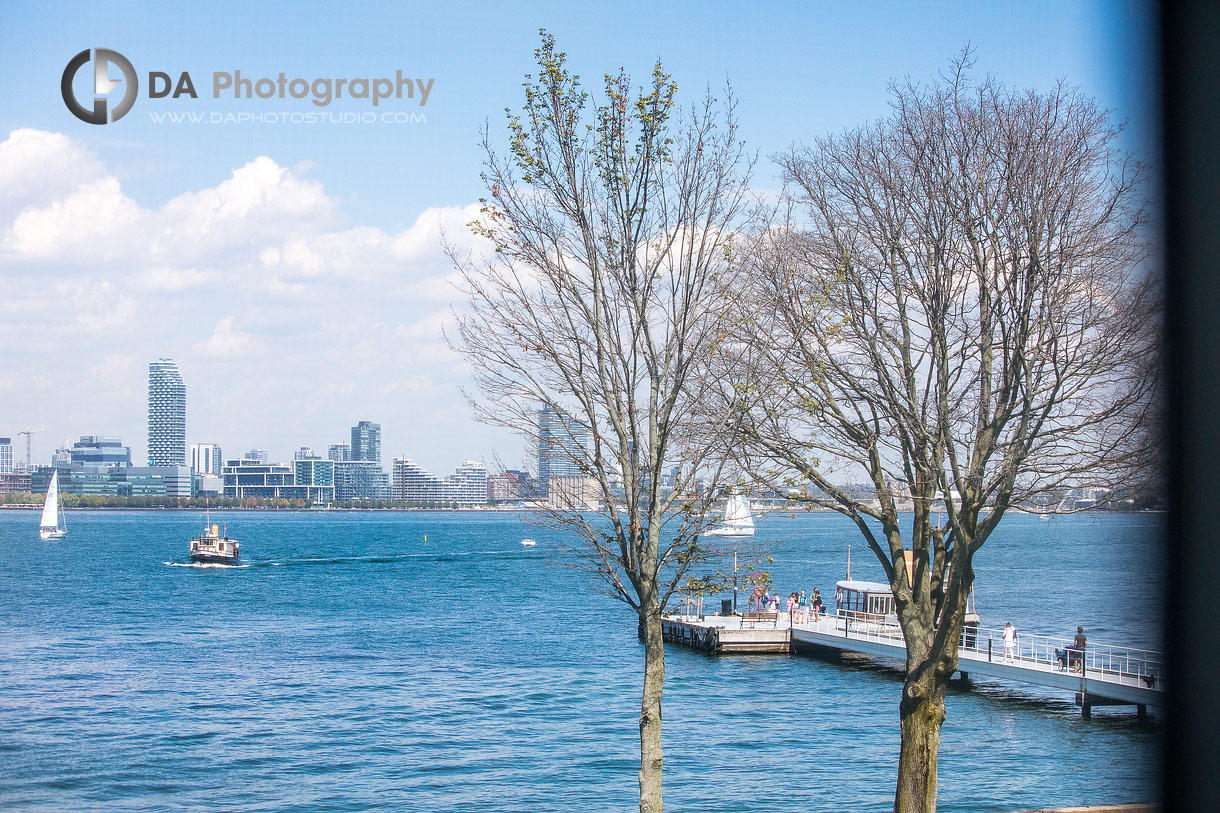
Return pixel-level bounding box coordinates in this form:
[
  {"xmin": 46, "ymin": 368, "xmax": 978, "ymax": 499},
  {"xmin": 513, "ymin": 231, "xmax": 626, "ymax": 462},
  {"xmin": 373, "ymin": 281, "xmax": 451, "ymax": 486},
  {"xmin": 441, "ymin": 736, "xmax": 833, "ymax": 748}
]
[
  {"xmin": 962, "ymin": 623, "xmax": 1164, "ymax": 690},
  {"xmin": 790, "ymin": 611, "xmax": 1164, "ymax": 692}
]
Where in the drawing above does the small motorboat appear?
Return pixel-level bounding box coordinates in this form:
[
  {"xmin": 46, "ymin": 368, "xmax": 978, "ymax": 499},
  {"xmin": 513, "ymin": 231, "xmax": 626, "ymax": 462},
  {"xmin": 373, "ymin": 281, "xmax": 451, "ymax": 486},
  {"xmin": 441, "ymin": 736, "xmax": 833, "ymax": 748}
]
[{"xmin": 521, "ymin": 538, "xmax": 536, "ymax": 547}]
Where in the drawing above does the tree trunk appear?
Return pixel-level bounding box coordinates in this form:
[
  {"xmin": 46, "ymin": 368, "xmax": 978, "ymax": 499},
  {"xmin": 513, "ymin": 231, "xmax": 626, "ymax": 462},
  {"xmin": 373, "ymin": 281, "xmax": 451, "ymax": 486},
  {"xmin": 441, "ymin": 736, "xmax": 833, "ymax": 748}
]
[
  {"xmin": 893, "ymin": 678, "xmax": 946, "ymax": 813},
  {"xmin": 638, "ymin": 604, "xmax": 665, "ymax": 813}
]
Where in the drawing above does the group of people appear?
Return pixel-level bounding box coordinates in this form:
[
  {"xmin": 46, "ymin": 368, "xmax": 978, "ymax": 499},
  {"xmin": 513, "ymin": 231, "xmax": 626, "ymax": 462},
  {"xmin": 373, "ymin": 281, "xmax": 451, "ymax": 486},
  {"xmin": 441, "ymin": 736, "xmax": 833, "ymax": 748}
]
[{"xmin": 748, "ymin": 587, "xmax": 825, "ymax": 623}]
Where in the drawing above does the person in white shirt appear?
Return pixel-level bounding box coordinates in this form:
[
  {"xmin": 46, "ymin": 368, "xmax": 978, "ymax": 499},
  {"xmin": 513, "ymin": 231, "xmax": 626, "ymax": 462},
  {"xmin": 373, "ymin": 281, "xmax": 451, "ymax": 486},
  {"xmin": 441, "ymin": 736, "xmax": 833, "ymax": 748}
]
[{"xmin": 1002, "ymin": 622, "xmax": 1016, "ymax": 662}]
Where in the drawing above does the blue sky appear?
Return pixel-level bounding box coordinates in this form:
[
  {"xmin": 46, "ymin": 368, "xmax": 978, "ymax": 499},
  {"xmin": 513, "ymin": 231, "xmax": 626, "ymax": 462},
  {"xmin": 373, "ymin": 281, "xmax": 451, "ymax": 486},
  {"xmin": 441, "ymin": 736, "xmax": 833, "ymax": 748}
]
[{"xmin": 0, "ymin": 1, "xmax": 1157, "ymax": 474}]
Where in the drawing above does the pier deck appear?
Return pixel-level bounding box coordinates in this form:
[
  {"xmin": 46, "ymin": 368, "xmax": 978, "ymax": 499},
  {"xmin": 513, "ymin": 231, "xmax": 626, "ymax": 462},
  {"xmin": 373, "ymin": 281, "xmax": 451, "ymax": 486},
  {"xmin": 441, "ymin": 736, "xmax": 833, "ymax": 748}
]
[{"xmin": 662, "ymin": 612, "xmax": 1164, "ymax": 715}]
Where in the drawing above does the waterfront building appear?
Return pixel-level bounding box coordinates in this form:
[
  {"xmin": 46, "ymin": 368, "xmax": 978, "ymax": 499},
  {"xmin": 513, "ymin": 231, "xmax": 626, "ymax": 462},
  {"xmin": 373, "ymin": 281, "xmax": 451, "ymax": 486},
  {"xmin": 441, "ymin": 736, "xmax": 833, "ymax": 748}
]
[
  {"xmin": 488, "ymin": 469, "xmax": 536, "ymax": 502},
  {"xmin": 351, "ymin": 421, "xmax": 381, "ymax": 463},
  {"xmin": 537, "ymin": 403, "xmax": 592, "ymax": 500},
  {"xmin": 147, "ymin": 359, "xmax": 186, "ymax": 466},
  {"xmin": 0, "ymin": 437, "xmax": 12, "ymax": 474},
  {"xmin": 190, "ymin": 443, "xmax": 223, "ymax": 476},
  {"xmin": 30, "ymin": 463, "xmax": 192, "ymax": 498},
  {"xmin": 547, "ymin": 475, "xmax": 600, "ymax": 511},
  {"xmin": 70, "ymin": 436, "xmax": 132, "ymax": 468},
  {"xmin": 452, "ymin": 460, "xmax": 489, "ymax": 504},
  {"xmin": 333, "ymin": 459, "xmax": 391, "ymax": 501},
  {"xmin": 328, "ymin": 443, "xmax": 351, "ymax": 462},
  {"xmin": 222, "ymin": 459, "xmax": 291, "ymax": 499},
  {"xmin": 0, "ymin": 471, "xmax": 31, "ymax": 494},
  {"xmin": 127, "ymin": 464, "xmax": 192, "ymax": 497},
  {"xmin": 294, "ymin": 457, "xmax": 335, "ymax": 503},
  {"xmin": 392, "ymin": 458, "xmax": 443, "ymax": 502},
  {"xmin": 391, "ymin": 458, "xmax": 487, "ymax": 505},
  {"xmin": 196, "ymin": 475, "xmax": 223, "ymax": 497},
  {"xmin": 221, "ymin": 458, "xmax": 332, "ymax": 502}
]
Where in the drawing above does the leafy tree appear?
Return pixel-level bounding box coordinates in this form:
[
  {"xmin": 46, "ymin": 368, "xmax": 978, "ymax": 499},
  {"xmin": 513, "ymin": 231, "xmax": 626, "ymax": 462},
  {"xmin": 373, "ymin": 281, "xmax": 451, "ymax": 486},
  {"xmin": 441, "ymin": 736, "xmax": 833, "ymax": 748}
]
[{"xmin": 452, "ymin": 31, "xmax": 754, "ymax": 812}]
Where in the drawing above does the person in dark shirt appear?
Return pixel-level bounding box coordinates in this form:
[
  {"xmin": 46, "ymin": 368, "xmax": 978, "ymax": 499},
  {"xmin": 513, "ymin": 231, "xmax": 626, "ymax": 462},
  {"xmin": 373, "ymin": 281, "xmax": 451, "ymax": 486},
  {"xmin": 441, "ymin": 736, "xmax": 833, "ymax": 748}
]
[{"xmin": 1070, "ymin": 626, "xmax": 1088, "ymax": 672}]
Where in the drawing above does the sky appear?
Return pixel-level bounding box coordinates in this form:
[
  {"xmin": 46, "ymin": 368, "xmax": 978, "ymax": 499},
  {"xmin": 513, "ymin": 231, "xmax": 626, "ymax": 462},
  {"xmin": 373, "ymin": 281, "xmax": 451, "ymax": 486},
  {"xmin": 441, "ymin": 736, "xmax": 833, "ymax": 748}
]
[{"xmin": 0, "ymin": 0, "xmax": 1158, "ymax": 477}]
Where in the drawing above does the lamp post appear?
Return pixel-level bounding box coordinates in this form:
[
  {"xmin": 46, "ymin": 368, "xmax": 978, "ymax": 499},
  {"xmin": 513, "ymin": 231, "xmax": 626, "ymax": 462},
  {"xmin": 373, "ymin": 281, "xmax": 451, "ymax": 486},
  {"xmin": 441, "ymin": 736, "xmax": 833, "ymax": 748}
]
[{"xmin": 732, "ymin": 550, "xmax": 738, "ymax": 613}]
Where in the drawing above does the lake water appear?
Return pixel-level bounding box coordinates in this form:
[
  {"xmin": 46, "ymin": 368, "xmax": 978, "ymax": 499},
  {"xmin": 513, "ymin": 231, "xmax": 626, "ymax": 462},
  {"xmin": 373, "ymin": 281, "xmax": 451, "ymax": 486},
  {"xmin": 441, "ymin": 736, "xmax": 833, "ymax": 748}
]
[{"xmin": 0, "ymin": 509, "xmax": 1163, "ymax": 811}]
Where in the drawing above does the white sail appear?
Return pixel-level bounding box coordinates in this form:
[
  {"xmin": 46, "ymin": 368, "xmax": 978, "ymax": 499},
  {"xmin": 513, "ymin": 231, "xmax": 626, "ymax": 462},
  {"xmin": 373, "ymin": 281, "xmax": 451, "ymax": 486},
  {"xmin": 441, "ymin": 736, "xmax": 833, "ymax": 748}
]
[
  {"xmin": 724, "ymin": 494, "xmax": 754, "ymax": 526},
  {"xmin": 39, "ymin": 468, "xmax": 62, "ymax": 532},
  {"xmin": 706, "ymin": 493, "xmax": 755, "ymax": 536}
]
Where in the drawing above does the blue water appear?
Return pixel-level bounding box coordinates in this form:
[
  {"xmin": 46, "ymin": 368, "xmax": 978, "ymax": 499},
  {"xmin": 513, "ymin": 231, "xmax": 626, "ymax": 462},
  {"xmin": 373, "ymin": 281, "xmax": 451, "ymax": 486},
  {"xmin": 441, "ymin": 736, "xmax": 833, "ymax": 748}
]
[{"xmin": 0, "ymin": 509, "xmax": 1162, "ymax": 811}]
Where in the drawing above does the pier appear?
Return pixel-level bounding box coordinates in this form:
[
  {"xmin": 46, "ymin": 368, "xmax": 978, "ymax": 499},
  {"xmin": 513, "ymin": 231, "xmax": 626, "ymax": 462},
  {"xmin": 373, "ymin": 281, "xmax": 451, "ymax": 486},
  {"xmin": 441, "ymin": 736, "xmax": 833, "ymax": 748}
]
[{"xmin": 662, "ymin": 611, "xmax": 1164, "ymax": 717}]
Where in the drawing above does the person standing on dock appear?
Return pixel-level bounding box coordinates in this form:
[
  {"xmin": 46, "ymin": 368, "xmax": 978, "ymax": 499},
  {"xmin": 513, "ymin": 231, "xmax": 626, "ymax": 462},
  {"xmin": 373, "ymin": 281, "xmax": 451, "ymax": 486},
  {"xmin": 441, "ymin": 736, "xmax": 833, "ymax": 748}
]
[
  {"xmin": 1071, "ymin": 626, "xmax": 1088, "ymax": 672},
  {"xmin": 811, "ymin": 589, "xmax": 824, "ymax": 621},
  {"xmin": 1002, "ymin": 622, "xmax": 1016, "ymax": 662}
]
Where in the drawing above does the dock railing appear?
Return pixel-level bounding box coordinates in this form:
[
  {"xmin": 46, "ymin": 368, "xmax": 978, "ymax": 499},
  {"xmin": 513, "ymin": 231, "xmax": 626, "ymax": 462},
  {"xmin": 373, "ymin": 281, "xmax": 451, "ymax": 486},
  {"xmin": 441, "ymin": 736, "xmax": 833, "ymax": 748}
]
[
  {"xmin": 823, "ymin": 611, "xmax": 1164, "ymax": 692},
  {"xmin": 964, "ymin": 622, "xmax": 1164, "ymax": 690}
]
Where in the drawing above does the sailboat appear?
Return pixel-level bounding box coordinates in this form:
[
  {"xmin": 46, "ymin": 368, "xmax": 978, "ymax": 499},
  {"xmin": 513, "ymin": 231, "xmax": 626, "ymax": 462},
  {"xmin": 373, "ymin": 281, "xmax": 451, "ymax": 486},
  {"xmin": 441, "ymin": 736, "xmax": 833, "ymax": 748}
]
[
  {"xmin": 705, "ymin": 493, "xmax": 756, "ymax": 537},
  {"xmin": 39, "ymin": 470, "xmax": 67, "ymax": 540}
]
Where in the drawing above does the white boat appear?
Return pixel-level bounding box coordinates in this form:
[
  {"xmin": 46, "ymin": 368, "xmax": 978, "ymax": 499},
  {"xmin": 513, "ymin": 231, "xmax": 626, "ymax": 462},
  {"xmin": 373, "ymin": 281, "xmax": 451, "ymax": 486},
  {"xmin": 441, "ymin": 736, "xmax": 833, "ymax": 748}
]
[
  {"xmin": 705, "ymin": 493, "xmax": 755, "ymax": 537},
  {"xmin": 39, "ymin": 470, "xmax": 67, "ymax": 540},
  {"xmin": 835, "ymin": 579, "xmax": 896, "ymax": 618},
  {"xmin": 190, "ymin": 513, "xmax": 239, "ymax": 564},
  {"xmin": 521, "ymin": 538, "xmax": 536, "ymax": 547}
]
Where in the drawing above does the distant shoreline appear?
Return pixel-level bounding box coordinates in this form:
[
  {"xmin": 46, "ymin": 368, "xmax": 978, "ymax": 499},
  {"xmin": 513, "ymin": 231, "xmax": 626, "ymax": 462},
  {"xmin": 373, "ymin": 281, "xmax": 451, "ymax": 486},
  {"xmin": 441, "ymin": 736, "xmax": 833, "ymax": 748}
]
[
  {"xmin": 0, "ymin": 504, "xmax": 545, "ymax": 512},
  {"xmin": 0, "ymin": 504, "xmax": 1164, "ymax": 514}
]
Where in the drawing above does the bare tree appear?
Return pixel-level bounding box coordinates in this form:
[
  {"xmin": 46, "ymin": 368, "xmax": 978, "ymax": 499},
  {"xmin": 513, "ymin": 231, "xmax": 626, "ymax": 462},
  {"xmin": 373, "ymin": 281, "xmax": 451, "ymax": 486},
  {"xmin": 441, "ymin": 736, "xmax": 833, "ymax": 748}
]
[
  {"xmin": 736, "ymin": 53, "xmax": 1157, "ymax": 812},
  {"xmin": 450, "ymin": 32, "xmax": 753, "ymax": 812}
]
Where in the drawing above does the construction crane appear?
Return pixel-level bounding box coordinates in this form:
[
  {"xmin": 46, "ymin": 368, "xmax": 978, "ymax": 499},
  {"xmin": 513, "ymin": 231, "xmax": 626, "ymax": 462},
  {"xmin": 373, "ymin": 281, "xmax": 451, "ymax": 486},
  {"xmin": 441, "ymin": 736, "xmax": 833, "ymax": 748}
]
[{"xmin": 16, "ymin": 425, "xmax": 49, "ymax": 471}]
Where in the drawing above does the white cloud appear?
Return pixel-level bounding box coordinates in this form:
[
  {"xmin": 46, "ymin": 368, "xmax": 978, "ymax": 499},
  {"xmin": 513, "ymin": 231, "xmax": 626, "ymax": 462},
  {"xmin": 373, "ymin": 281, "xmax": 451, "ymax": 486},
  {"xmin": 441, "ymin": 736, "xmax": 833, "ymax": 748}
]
[
  {"xmin": 89, "ymin": 352, "xmax": 137, "ymax": 381},
  {"xmin": 0, "ymin": 128, "xmax": 508, "ymax": 472},
  {"xmin": 0, "ymin": 129, "xmax": 105, "ymax": 214},
  {"xmin": 7, "ymin": 176, "xmax": 145, "ymax": 261},
  {"xmin": 196, "ymin": 316, "xmax": 263, "ymax": 358}
]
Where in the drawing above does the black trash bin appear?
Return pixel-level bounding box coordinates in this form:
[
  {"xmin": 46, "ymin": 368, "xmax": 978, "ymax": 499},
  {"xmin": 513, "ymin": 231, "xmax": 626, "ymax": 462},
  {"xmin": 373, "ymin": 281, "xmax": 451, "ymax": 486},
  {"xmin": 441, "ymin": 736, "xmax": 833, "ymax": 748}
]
[{"xmin": 721, "ymin": 598, "xmax": 733, "ymax": 616}]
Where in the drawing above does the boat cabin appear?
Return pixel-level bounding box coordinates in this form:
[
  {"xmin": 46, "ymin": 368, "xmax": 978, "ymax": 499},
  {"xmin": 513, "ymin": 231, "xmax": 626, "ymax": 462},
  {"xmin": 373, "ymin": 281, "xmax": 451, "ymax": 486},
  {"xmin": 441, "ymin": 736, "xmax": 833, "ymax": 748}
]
[{"xmin": 835, "ymin": 579, "xmax": 896, "ymax": 619}]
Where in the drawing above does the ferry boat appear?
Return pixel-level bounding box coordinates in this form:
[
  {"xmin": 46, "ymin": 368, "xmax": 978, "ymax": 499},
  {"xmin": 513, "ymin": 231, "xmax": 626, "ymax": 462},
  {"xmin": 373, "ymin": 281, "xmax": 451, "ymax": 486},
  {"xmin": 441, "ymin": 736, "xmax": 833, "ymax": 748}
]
[
  {"xmin": 189, "ymin": 515, "xmax": 239, "ymax": 564},
  {"xmin": 835, "ymin": 568, "xmax": 981, "ymax": 645}
]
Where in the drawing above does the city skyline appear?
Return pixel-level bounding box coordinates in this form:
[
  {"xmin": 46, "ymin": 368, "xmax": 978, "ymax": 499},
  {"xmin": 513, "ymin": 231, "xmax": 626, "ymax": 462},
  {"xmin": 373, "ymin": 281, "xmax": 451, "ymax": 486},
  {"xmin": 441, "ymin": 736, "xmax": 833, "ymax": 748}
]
[{"xmin": 0, "ymin": 2, "xmax": 1156, "ymax": 476}]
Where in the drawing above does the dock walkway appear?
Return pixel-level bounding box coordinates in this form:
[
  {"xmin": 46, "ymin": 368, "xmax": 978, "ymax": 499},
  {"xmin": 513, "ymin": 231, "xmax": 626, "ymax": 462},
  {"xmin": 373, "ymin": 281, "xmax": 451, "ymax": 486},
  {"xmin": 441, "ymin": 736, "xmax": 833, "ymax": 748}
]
[{"xmin": 662, "ymin": 611, "xmax": 1164, "ymax": 716}]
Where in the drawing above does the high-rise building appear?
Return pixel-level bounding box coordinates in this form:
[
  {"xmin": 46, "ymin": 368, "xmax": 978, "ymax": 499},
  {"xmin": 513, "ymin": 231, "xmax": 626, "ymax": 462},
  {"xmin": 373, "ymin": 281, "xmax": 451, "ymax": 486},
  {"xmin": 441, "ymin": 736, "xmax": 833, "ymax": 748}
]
[
  {"xmin": 243, "ymin": 449, "xmax": 269, "ymax": 464},
  {"xmin": 293, "ymin": 446, "xmax": 315, "ymax": 461},
  {"xmin": 148, "ymin": 359, "xmax": 186, "ymax": 466},
  {"xmin": 0, "ymin": 437, "xmax": 12, "ymax": 474},
  {"xmin": 537, "ymin": 402, "xmax": 592, "ymax": 498},
  {"xmin": 190, "ymin": 443, "xmax": 223, "ymax": 475},
  {"xmin": 351, "ymin": 420, "xmax": 381, "ymax": 462},
  {"xmin": 328, "ymin": 443, "xmax": 351, "ymax": 462}
]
